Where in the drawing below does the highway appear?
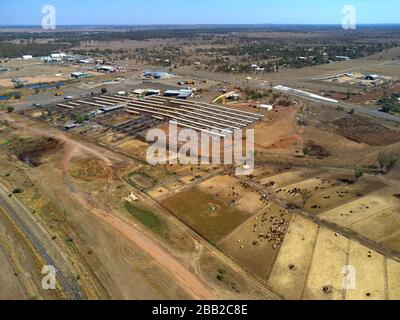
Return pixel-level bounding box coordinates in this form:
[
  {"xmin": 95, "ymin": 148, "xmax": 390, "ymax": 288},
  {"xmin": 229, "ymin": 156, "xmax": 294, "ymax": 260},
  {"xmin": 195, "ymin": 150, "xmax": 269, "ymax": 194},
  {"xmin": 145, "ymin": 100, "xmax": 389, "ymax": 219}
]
[
  {"xmin": 0, "ymin": 182, "xmax": 84, "ymax": 300},
  {"xmin": 269, "ymin": 84, "xmax": 400, "ymax": 123},
  {"xmin": 182, "ymin": 68, "xmax": 400, "ymax": 124}
]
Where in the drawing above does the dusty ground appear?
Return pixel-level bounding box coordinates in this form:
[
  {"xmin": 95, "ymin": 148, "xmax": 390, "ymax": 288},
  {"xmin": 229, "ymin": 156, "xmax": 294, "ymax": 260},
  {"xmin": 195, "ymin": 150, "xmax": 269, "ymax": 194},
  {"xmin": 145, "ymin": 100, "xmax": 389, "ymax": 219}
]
[{"xmin": 0, "ymin": 111, "xmax": 280, "ymax": 300}]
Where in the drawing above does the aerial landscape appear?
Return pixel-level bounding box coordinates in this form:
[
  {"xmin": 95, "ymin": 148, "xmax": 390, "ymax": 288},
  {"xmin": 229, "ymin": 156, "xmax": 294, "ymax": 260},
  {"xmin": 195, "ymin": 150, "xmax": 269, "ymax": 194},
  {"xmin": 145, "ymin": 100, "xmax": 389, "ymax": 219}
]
[{"xmin": 1, "ymin": 0, "xmax": 400, "ymax": 305}]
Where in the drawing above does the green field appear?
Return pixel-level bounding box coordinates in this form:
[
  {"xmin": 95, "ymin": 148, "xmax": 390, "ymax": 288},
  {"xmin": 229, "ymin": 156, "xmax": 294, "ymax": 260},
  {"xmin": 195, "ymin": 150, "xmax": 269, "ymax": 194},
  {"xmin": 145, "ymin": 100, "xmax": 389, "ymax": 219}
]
[
  {"xmin": 124, "ymin": 201, "xmax": 168, "ymax": 236},
  {"xmin": 161, "ymin": 188, "xmax": 248, "ymax": 243}
]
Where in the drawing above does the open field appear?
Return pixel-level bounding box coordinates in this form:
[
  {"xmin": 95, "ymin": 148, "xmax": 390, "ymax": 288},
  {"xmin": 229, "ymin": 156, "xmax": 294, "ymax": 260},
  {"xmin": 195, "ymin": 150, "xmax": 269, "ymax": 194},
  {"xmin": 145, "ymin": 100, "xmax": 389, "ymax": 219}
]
[
  {"xmin": 161, "ymin": 187, "xmax": 248, "ymax": 243},
  {"xmin": 268, "ymin": 215, "xmax": 400, "ymax": 300},
  {"xmin": 219, "ymin": 203, "xmax": 293, "ymax": 280}
]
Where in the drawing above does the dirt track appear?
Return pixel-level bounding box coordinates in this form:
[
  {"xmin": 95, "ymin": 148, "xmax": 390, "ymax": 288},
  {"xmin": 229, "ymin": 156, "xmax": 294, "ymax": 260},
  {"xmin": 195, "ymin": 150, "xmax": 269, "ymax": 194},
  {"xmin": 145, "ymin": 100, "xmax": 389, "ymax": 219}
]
[{"xmin": 2, "ymin": 113, "xmax": 216, "ymax": 300}]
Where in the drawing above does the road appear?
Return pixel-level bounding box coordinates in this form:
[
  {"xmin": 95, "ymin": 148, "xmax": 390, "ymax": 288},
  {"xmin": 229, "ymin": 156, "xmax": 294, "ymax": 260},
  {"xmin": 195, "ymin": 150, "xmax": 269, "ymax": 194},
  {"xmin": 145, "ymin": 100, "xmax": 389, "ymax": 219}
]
[
  {"xmin": 0, "ymin": 181, "xmax": 84, "ymax": 300},
  {"xmin": 16, "ymin": 76, "xmax": 145, "ymax": 111},
  {"xmin": 270, "ymin": 84, "xmax": 400, "ymax": 123},
  {"xmin": 130, "ymin": 183, "xmax": 284, "ymax": 300},
  {"xmin": 181, "ymin": 66, "xmax": 400, "ymax": 124}
]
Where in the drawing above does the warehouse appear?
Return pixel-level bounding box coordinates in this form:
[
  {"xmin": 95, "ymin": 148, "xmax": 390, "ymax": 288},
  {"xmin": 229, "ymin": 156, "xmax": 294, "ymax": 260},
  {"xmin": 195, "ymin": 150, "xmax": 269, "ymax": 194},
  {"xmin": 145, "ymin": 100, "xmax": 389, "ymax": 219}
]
[
  {"xmin": 100, "ymin": 104, "xmax": 126, "ymax": 113},
  {"xmin": 71, "ymin": 72, "xmax": 91, "ymax": 79},
  {"xmin": 97, "ymin": 65, "xmax": 116, "ymax": 73},
  {"xmin": 164, "ymin": 89, "xmax": 193, "ymax": 99}
]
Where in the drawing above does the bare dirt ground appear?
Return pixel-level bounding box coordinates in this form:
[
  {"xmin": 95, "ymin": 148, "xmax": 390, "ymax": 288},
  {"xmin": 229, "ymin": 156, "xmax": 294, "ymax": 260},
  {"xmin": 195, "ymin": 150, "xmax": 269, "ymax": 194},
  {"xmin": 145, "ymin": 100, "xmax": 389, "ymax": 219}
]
[
  {"xmin": 268, "ymin": 214, "xmax": 400, "ymax": 300},
  {"xmin": 0, "ymin": 111, "xmax": 280, "ymax": 300}
]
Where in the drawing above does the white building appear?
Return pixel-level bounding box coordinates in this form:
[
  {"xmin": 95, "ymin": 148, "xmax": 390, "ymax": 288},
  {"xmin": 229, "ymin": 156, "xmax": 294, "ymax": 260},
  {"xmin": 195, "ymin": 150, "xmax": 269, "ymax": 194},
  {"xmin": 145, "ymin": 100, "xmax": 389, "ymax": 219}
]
[
  {"xmin": 259, "ymin": 104, "xmax": 274, "ymax": 111},
  {"xmin": 22, "ymin": 55, "xmax": 33, "ymax": 60},
  {"xmin": 97, "ymin": 65, "xmax": 116, "ymax": 73},
  {"xmin": 51, "ymin": 53, "xmax": 66, "ymax": 59}
]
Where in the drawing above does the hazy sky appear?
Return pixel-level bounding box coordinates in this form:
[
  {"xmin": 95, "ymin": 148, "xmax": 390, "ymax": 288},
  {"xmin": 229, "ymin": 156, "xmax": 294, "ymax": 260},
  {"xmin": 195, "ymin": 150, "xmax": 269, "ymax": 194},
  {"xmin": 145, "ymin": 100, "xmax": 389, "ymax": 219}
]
[{"xmin": 0, "ymin": 0, "xmax": 399, "ymax": 25}]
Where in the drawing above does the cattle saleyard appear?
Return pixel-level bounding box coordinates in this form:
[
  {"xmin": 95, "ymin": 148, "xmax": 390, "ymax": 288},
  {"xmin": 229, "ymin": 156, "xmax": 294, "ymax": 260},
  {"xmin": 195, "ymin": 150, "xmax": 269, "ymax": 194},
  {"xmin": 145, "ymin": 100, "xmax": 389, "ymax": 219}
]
[{"xmin": 81, "ymin": 94, "xmax": 264, "ymax": 137}]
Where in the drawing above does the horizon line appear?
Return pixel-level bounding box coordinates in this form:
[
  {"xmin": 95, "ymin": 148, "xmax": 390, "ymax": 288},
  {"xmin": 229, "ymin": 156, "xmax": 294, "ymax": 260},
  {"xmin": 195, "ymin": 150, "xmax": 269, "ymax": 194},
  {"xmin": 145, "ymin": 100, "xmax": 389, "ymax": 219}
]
[{"xmin": 1, "ymin": 23, "xmax": 400, "ymax": 28}]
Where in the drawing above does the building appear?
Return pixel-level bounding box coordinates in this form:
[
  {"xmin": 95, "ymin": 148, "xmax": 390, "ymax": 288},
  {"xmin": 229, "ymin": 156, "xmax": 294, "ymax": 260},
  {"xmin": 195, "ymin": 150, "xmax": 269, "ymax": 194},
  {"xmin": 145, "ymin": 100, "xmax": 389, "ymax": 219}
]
[
  {"xmin": 259, "ymin": 104, "xmax": 274, "ymax": 111},
  {"xmin": 164, "ymin": 89, "xmax": 193, "ymax": 99},
  {"xmin": 22, "ymin": 55, "xmax": 33, "ymax": 60},
  {"xmin": 71, "ymin": 72, "xmax": 90, "ymax": 79},
  {"xmin": 365, "ymin": 74, "xmax": 379, "ymax": 81},
  {"xmin": 143, "ymin": 71, "xmax": 171, "ymax": 79},
  {"xmin": 164, "ymin": 90, "xmax": 182, "ymax": 97},
  {"xmin": 133, "ymin": 89, "xmax": 146, "ymax": 95},
  {"xmin": 78, "ymin": 59, "xmax": 92, "ymax": 64},
  {"xmin": 97, "ymin": 65, "xmax": 116, "ymax": 73},
  {"xmin": 100, "ymin": 104, "xmax": 126, "ymax": 113},
  {"xmin": 64, "ymin": 123, "xmax": 79, "ymax": 131},
  {"xmin": 51, "ymin": 53, "xmax": 66, "ymax": 59},
  {"xmin": 177, "ymin": 90, "xmax": 192, "ymax": 99},
  {"xmin": 335, "ymin": 55, "xmax": 351, "ymax": 61},
  {"xmin": 144, "ymin": 89, "xmax": 161, "ymax": 96}
]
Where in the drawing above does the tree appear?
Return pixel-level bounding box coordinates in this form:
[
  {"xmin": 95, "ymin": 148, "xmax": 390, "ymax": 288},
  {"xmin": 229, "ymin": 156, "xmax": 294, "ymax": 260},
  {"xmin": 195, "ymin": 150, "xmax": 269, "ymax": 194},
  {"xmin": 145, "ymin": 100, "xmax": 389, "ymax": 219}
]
[
  {"xmin": 12, "ymin": 187, "xmax": 23, "ymax": 194},
  {"xmin": 7, "ymin": 106, "xmax": 14, "ymax": 113},
  {"xmin": 378, "ymin": 151, "xmax": 398, "ymax": 174},
  {"xmin": 101, "ymin": 88, "xmax": 108, "ymax": 94},
  {"xmin": 300, "ymin": 189, "xmax": 312, "ymax": 208},
  {"xmin": 74, "ymin": 112, "xmax": 84, "ymax": 124},
  {"xmin": 354, "ymin": 167, "xmax": 364, "ymax": 182}
]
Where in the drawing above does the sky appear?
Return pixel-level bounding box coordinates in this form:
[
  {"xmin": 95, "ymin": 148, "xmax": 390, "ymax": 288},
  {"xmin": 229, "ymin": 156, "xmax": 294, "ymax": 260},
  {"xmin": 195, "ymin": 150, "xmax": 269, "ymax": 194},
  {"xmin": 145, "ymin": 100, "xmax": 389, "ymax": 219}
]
[{"xmin": 0, "ymin": 0, "xmax": 399, "ymax": 26}]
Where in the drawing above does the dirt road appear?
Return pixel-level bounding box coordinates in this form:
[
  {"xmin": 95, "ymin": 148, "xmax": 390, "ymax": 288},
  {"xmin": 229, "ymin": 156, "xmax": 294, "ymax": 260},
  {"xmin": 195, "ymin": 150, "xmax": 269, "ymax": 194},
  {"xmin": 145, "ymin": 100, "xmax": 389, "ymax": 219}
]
[{"xmin": 2, "ymin": 113, "xmax": 216, "ymax": 300}]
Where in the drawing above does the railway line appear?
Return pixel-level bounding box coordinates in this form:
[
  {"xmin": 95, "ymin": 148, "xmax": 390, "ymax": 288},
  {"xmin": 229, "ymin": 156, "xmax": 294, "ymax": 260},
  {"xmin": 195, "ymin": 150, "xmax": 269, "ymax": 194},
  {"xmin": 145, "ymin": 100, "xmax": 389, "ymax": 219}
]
[{"xmin": 0, "ymin": 182, "xmax": 84, "ymax": 300}]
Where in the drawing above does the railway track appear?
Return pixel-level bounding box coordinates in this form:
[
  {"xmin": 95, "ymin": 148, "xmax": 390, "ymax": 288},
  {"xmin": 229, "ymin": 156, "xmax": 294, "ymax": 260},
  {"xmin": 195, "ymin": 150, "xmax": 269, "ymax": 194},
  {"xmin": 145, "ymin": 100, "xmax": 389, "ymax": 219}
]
[{"xmin": 0, "ymin": 183, "xmax": 83, "ymax": 300}]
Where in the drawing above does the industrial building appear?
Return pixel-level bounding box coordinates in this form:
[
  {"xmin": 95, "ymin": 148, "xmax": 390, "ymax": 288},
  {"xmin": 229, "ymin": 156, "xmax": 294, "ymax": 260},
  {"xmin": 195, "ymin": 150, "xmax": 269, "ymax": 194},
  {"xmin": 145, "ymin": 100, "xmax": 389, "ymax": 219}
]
[
  {"xmin": 164, "ymin": 89, "xmax": 193, "ymax": 99},
  {"xmin": 53, "ymin": 91, "xmax": 263, "ymax": 138},
  {"xmin": 71, "ymin": 72, "xmax": 91, "ymax": 79},
  {"xmin": 90, "ymin": 94, "xmax": 262, "ymax": 137},
  {"xmin": 97, "ymin": 65, "xmax": 116, "ymax": 73},
  {"xmin": 142, "ymin": 70, "xmax": 172, "ymax": 79}
]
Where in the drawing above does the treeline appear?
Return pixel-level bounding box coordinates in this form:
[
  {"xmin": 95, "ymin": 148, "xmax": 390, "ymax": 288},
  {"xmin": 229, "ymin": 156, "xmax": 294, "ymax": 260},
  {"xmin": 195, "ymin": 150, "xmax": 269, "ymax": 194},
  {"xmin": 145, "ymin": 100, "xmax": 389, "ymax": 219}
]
[
  {"xmin": 0, "ymin": 42, "xmax": 73, "ymax": 58},
  {"xmin": 380, "ymin": 93, "xmax": 400, "ymax": 114}
]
